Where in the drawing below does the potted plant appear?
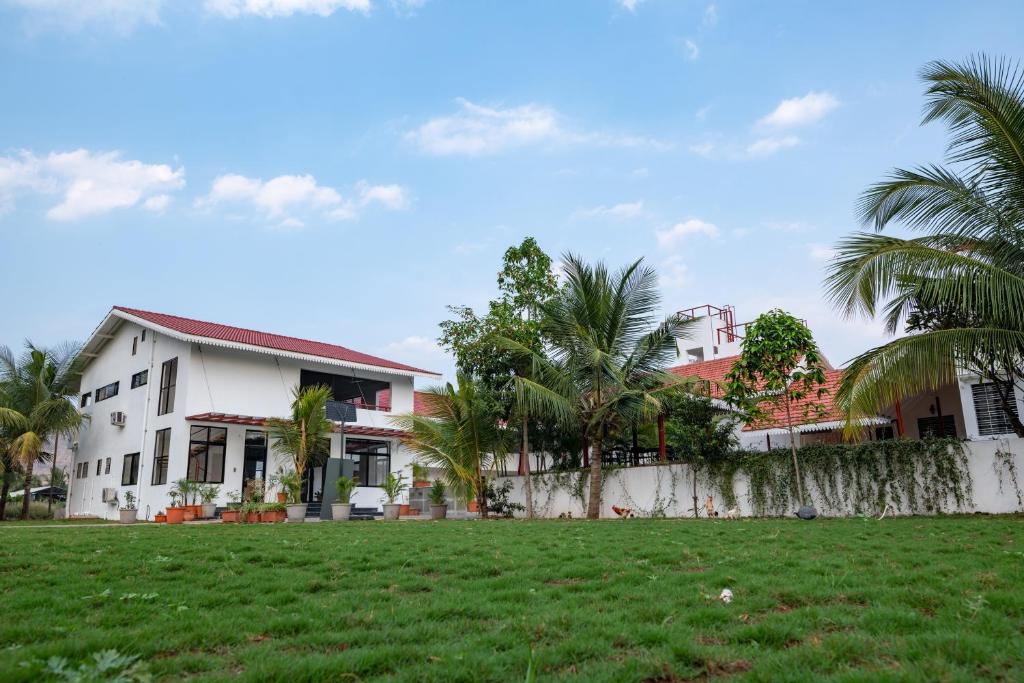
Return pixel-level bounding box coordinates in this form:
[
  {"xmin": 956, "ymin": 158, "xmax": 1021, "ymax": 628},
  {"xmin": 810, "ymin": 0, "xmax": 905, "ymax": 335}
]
[
  {"xmin": 264, "ymin": 501, "xmax": 286, "ymax": 523},
  {"xmin": 381, "ymin": 472, "xmax": 406, "ymax": 521},
  {"xmin": 154, "ymin": 511, "xmax": 167, "ymax": 523},
  {"xmin": 428, "ymin": 480, "xmax": 447, "ymax": 520},
  {"xmin": 276, "ymin": 469, "xmax": 306, "ymax": 523},
  {"xmin": 173, "ymin": 479, "xmax": 197, "ymax": 521},
  {"xmin": 222, "ymin": 490, "xmax": 241, "ymax": 523},
  {"xmin": 411, "ymin": 462, "xmax": 431, "ymax": 488},
  {"xmin": 166, "ymin": 488, "xmax": 185, "ymax": 525},
  {"xmin": 200, "ymin": 484, "xmax": 220, "ymax": 519},
  {"xmin": 118, "ymin": 490, "xmax": 138, "ymax": 524},
  {"xmin": 332, "ymin": 475, "xmax": 357, "ymax": 521},
  {"xmin": 267, "ymin": 385, "xmax": 333, "ymax": 523}
]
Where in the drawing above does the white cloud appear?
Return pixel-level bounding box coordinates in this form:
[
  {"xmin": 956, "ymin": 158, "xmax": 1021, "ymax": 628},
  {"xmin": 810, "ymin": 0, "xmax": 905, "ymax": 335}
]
[
  {"xmin": 703, "ymin": 3, "xmax": 718, "ymax": 26},
  {"xmin": 390, "ymin": 0, "xmax": 425, "ymax": 15},
  {"xmin": 383, "ymin": 335, "xmax": 441, "ymax": 355},
  {"xmin": 407, "ymin": 98, "xmax": 666, "ymax": 156},
  {"xmin": 0, "ymin": 149, "xmax": 184, "ymax": 221},
  {"xmin": 765, "ymin": 220, "xmax": 813, "ymax": 233},
  {"xmin": 808, "ymin": 243, "xmax": 837, "ymax": 262},
  {"xmin": 695, "ymin": 105, "xmax": 712, "ymax": 121},
  {"xmin": 655, "ymin": 218, "xmax": 719, "ymax": 247},
  {"xmin": 757, "ymin": 91, "xmax": 840, "ymax": 128},
  {"xmin": 143, "ymin": 194, "xmax": 171, "ymax": 212},
  {"xmin": 746, "ymin": 135, "xmax": 800, "ymax": 156},
  {"xmin": 3, "ymin": 0, "xmax": 163, "ymax": 33},
  {"xmin": 618, "ymin": 0, "xmax": 642, "ymax": 11},
  {"xmin": 204, "ymin": 0, "xmax": 370, "ymax": 19},
  {"xmin": 659, "ymin": 254, "xmax": 689, "ymax": 289},
  {"xmin": 689, "ymin": 141, "xmax": 717, "ymax": 157},
  {"xmin": 573, "ymin": 200, "xmax": 644, "ymax": 221},
  {"xmin": 682, "ymin": 38, "xmax": 700, "ymax": 60},
  {"xmin": 453, "ymin": 241, "xmax": 486, "ymax": 255},
  {"xmin": 199, "ymin": 172, "xmax": 405, "ymax": 227}
]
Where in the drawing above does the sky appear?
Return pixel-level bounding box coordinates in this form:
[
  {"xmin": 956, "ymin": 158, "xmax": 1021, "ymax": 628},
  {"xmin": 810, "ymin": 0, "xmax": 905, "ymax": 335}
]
[{"xmin": 1, "ymin": 0, "xmax": 1022, "ymax": 386}]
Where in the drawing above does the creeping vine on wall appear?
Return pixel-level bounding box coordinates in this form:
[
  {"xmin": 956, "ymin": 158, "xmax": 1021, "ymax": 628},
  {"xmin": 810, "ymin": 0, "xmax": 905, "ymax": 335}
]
[{"xmin": 993, "ymin": 448, "xmax": 1023, "ymax": 511}]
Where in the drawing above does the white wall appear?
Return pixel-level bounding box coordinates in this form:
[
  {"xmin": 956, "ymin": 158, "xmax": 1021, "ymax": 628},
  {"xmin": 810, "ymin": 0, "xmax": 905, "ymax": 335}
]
[{"xmin": 497, "ymin": 439, "xmax": 1024, "ymax": 518}]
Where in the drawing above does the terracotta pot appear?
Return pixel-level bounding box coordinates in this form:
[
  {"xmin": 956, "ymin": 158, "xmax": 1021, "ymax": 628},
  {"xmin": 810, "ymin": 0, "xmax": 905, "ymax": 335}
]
[
  {"xmin": 277, "ymin": 493, "xmax": 288, "ymax": 504},
  {"xmin": 189, "ymin": 504, "xmax": 203, "ymax": 518},
  {"xmin": 399, "ymin": 503, "xmax": 412, "ymax": 516},
  {"xmin": 154, "ymin": 513, "xmax": 167, "ymax": 524},
  {"xmin": 183, "ymin": 508, "xmax": 195, "ymax": 522},
  {"xmin": 166, "ymin": 507, "xmax": 185, "ymax": 525},
  {"xmin": 467, "ymin": 500, "xmax": 479, "ymax": 512},
  {"xmin": 221, "ymin": 510, "xmax": 240, "ymax": 523},
  {"xmin": 413, "ymin": 480, "xmax": 430, "ymax": 488},
  {"xmin": 267, "ymin": 509, "xmax": 285, "ymax": 523}
]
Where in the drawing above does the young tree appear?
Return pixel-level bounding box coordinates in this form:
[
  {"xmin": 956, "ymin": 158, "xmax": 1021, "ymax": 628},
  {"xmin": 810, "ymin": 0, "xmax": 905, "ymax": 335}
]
[
  {"xmin": 266, "ymin": 385, "xmax": 333, "ymax": 505},
  {"xmin": 723, "ymin": 310, "xmax": 828, "ymax": 508},
  {"xmin": 505, "ymin": 254, "xmax": 692, "ymax": 518}
]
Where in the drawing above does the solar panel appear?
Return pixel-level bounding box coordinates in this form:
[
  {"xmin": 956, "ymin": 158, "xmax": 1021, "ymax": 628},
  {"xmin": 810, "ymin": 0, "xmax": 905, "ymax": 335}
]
[{"xmin": 325, "ymin": 400, "xmax": 357, "ymax": 423}]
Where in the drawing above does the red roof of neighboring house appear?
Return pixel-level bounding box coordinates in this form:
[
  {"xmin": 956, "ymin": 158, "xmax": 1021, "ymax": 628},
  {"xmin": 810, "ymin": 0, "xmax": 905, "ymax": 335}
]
[
  {"xmin": 668, "ymin": 355, "xmax": 847, "ymax": 432},
  {"xmin": 113, "ymin": 306, "xmax": 436, "ymax": 376}
]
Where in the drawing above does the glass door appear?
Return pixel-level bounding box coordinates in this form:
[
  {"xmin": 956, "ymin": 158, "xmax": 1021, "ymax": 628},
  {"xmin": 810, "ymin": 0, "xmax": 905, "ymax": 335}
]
[{"xmin": 242, "ymin": 430, "xmax": 267, "ymax": 498}]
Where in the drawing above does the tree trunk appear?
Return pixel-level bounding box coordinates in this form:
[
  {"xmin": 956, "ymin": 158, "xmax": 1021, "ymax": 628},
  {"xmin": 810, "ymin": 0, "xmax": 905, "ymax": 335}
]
[
  {"xmin": 692, "ymin": 464, "xmax": 699, "ymax": 518},
  {"xmin": 784, "ymin": 396, "xmax": 805, "ymax": 506},
  {"xmin": 586, "ymin": 433, "xmax": 602, "ymax": 519},
  {"xmin": 0, "ymin": 474, "xmax": 10, "ymax": 521},
  {"xmin": 48, "ymin": 433, "xmax": 58, "ymax": 514},
  {"xmin": 521, "ymin": 413, "xmax": 534, "ymax": 519},
  {"xmin": 477, "ymin": 475, "xmax": 489, "ymax": 519},
  {"xmin": 21, "ymin": 458, "xmax": 34, "ymax": 520}
]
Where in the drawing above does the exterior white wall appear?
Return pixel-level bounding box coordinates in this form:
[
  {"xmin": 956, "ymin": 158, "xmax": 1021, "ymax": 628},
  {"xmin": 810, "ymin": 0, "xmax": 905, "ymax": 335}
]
[
  {"xmin": 498, "ymin": 439, "xmax": 1024, "ymax": 518},
  {"xmin": 676, "ymin": 309, "xmax": 741, "ymax": 363},
  {"xmin": 68, "ymin": 320, "xmax": 421, "ymax": 520},
  {"xmin": 957, "ymin": 374, "xmax": 1024, "ymax": 441}
]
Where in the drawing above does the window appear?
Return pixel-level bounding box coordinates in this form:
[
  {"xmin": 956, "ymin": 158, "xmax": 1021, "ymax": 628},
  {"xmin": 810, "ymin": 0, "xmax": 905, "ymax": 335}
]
[
  {"xmin": 75, "ymin": 462, "xmax": 81, "ymax": 479},
  {"xmin": 972, "ymin": 382, "xmax": 1020, "ymax": 436},
  {"xmin": 141, "ymin": 330, "xmax": 146, "ymax": 342},
  {"xmin": 874, "ymin": 425, "xmax": 895, "ymax": 441},
  {"xmin": 80, "ymin": 392, "xmax": 91, "ymax": 408},
  {"xmin": 187, "ymin": 426, "xmax": 227, "ymax": 483},
  {"xmin": 345, "ymin": 439, "xmax": 391, "ymax": 486},
  {"xmin": 104, "ymin": 457, "xmax": 111, "ymax": 475},
  {"xmin": 157, "ymin": 358, "xmax": 177, "ymax": 415},
  {"xmin": 95, "ymin": 459, "xmax": 102, "ymax": 476},
  {"xmin": 917, "ymin": 415, "xmax": 957, "ymax": 438},
  {"xmin": 132, "ymin": 336, "xmax": 138, "ymax": 356},
  {"xmin": 121, "ymin": 453, "xmax": 140, "ymax": 485},
  {"xmin": 95, "ymin": 381, "xmax": 119, "ymax": 402},
  {"xmin": 131, "ymin": 370, "xmax": 148, "ymax": 389},
  {"xmin": 152, "ymin": 428, "xmax": 171, "ymax": 485},
  {"xmin": 79, "ymin": 462, "xmax": 87, "ymax": 479}
]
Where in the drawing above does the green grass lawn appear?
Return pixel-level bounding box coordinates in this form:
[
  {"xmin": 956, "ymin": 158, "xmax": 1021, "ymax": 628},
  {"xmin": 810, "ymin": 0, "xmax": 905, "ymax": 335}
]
[{"xmin": 1, "ymin": 516, "xmax": 1022, "ymax": 682}]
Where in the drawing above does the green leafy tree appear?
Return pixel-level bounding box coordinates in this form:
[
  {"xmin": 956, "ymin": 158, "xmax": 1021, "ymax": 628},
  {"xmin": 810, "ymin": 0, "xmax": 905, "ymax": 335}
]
[
  {"xmin": 266, "ymin": 385, "xmax": 333, "ymax": 504},
  {"xmin": 723, "ymin": 310, "xmax": 828, "ymax": 507},
  {"xmin": 826, "ymin": 55, "xmax": 1024, "ymax": 435},
  {"xmin": 0, "ymin": 342, "xmax": 84, "ymax": 520},
  {"xmin": 439, "ymin": 237, "xmax": 559, "ymax": 517},
  {"xmin": 662, "ymin": 391, "xmax": 739, "ymax": 517},
  {"xmin": 390, "ymin": 373, "xmax": 509, "ymax": 517},
  {"xmin": 504, "ymin": 254, "xmax": 692, "ymax": 518}
]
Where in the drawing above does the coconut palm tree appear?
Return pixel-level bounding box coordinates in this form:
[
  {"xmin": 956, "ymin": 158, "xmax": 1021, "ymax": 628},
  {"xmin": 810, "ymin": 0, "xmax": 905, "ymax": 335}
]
[
  {"xmin": 266, "ymin": 385, "xmax": 333, "ymax": 504},
  {"xmin": 502, "ymin": 254, "xmax": 694, "ymax": 518},
  {"xmin": 390, "ymin": 374, "xmax": 508, "ymax": 517},
  {"xmin": 826, "ymin": 55, "xmax": 1024, "ymax": 428},
  {"xmin": 0, "ymin": 342, "xmax": 84, "ymax": 520}
]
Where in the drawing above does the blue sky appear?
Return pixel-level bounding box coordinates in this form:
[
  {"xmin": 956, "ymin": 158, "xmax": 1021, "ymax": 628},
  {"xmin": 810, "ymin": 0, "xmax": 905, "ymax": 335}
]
[{"xmin": 2, "ymin": 0, "xmax": 1022, "ymax": 385}]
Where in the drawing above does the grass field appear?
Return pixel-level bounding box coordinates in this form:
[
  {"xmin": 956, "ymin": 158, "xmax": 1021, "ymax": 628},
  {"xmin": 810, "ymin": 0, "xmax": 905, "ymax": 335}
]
[{"xmin": 1, "ymin": 516, "xmax": 1022, "ymax": 682}]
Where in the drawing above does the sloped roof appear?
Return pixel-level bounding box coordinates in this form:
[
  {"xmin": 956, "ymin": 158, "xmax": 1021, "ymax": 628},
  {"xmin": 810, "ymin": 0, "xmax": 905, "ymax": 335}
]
[{"xmin": 102, "ymin": 306, "xmax": 438, "ymax": 377}]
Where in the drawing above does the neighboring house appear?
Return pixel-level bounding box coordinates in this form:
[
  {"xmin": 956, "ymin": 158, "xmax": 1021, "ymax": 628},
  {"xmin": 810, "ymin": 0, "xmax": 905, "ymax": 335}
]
[
  {"xmin": 671, "ymin": 304, "xmax": 1024, "ymax": 449},
  {"xmin": 66, "ymin": 306, "xmax": 440, "ymax": 520}
]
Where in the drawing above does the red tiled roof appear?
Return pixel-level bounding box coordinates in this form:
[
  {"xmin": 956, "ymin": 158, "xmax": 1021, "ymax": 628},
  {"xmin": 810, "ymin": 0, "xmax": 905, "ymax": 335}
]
[
  {"xmin": 186, "ymin": 412, "xmax": 408, "ymax": 438},
  {"xmin": 668, "ymin": 355, "xmax": 846, "ymax": 432},
  {"xmin": 413, "ymin": 391, "xmax": 432, "ymax": 416},
  {"xmin": 113, "ymin": 306, "xmax": 435, "ymax": 376}
]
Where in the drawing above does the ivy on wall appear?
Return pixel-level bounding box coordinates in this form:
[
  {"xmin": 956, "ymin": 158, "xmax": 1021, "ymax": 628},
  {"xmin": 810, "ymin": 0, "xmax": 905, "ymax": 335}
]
[{"xmin": 993, "ymin": 447, "xmax": 1023, "ymax": 510}]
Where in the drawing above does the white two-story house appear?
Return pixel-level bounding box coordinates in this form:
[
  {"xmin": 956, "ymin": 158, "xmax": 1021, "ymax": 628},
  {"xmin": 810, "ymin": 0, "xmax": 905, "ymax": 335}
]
[{"xmin": 66, "ymin": 306, "xmax": 440, "ymax": 520}]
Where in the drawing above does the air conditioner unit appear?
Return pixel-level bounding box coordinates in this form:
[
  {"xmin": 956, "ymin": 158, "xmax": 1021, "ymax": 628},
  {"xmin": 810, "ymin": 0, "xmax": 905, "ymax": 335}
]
[
  {"xmin": 71, "ymin": 441, "xmax": 79, "ymax": 451},
  {"xmin": 110, "ymin": 411, "xmax": 127, "ymax": 427},
  {"xmin": 101, "ymin": 488, "xmax": 118, "ymax": 504}
]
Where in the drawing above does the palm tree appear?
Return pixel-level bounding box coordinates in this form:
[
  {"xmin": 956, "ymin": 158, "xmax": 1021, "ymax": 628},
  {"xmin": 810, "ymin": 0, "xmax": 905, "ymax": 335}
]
[
  {"xmin": 502, "ymin": 254, "xmax": 694, "ymax": 518},
  {"xmin": 0, "ymin": 343, "xmax": 83, "ymax": 520},
  {"xmin": 390, "ymin": 374, "xmax": 508, "ymax": 517},
  {"xmin": 266, "ymin": 385, "xmax": 333, "ymax": 504},
  {"xmin": 826, "ymin": 55, "xmax": 1024, "ymax": 427}
]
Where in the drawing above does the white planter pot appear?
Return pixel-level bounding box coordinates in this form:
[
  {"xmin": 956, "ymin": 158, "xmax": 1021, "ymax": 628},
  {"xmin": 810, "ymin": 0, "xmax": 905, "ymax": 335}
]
[
  {"xmin": 286, "ymin": 503, "xmax": 307, "ymax": 522},
  {"xmin": 382, "ymin": 503, "xmax": 401, "ymax": 521},
  {"xmin": 201, "ymin": 503, "xmax": 216, "ymax": 519},
  {"xmin": 430, "ymin": 504, "xmax": 447, "ymax": 520},
  {"xmin": 331, "ymin": 503, "xmax": 352, "ymax": 521},
  {"xmin": 118, "ymin": 509, "xmax": 137, "ymax": 524}
]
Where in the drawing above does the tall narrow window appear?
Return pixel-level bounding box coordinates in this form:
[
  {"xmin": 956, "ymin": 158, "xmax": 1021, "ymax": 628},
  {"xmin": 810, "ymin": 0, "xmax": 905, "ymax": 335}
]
[
  {"xmin": 132, "ymin": 336, "xmax": 138, "ymax": 356},
  {"xmin": 80, "ymin": 392, "xmax": 91, "ymax": 408},
  {"xmin": 122, "ymin": 453, "xmax": 140, "ymax": 485},
  {"xmin": 104, "ymin": 457, "xmax": 111, "ymax": 475},
  {"xmin": 187, "ymin": 426, "xmax": 227, "ymax": 483},
  {"xmin": 972, "ymin": 382, "xmax": 1020, "ymax": 436},
  {"xmin": 141, "ymin": 330, "xmax": 146, "ymax": 341},
  {"xmin": 152, "ymin": 428, "xmax": 171, "ymax": 485},
  {"xmin": 96, "ymin": 460, "xmax": 102, "ymax": 476},
  {"xmin": 158, "ymin": 358, "xmax": 177, "ymax": 415}
]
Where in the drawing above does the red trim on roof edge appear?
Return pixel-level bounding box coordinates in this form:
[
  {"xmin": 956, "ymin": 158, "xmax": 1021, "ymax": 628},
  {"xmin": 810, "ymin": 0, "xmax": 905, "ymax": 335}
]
[{"xmin": 186, "ymin": 412, "xmax": 409, "ymax": 438}]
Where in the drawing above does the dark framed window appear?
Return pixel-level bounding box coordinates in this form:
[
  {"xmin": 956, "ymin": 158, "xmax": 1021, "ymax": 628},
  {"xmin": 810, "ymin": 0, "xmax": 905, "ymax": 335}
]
[
  {"xmin": 131, "ymin": 370, "xmax": 148, "ymax": 389},
  {"xmin": 95, "ymin": 381, "xmax": 119, "ymax": 402},
  {"xmin": 344, "ymin": 438, "xmax": 391, "ymax": 486},
  {"xmin": 95, "ymin": 459, "xmax": 102, "ymax": 476},
  {"xmin": 972, "ymin": 382, "xmax": 1020, "ymax": 436},
  {"xmin": 152, "ymin": 428, "xmax": 171, "ymax": 485},
  {"xmin": 80, "ymin": 462, "xmax": 87, "ymax": 479},
  {"xmin": 301, "ymin": 369, "xmax": 392, "ymax": 412},
  {"xmin": 187, "ymin": 426, "xmax": 227, "ymax": 483},
  {"xmin": 75, "ymin": 463, "xmax": 80, "ymax": 479},
  {"xmin": 80, "ymin": 392, "xmax": 91, "ymax": 408},
  {"xmin": 917, "ymin": 415, "xmax": 957, "ymax": 438},
  {"xmin": 104, "ymin": 457, "xmax": 111, "ymax": 475},
  {"xmin": 141, "ymin": 330, "xmax": 146, "ymax": 342},
  {"xmin": 122, "ymin": 453, "xmax": 140, "ymax": 485},
  {"xmin": 158, "ymin": 358, "xmax": 177, "ymax": 415},
  {"xmin": 132, "ymin": 336, "xmax": 138, "ymax": 356}
]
